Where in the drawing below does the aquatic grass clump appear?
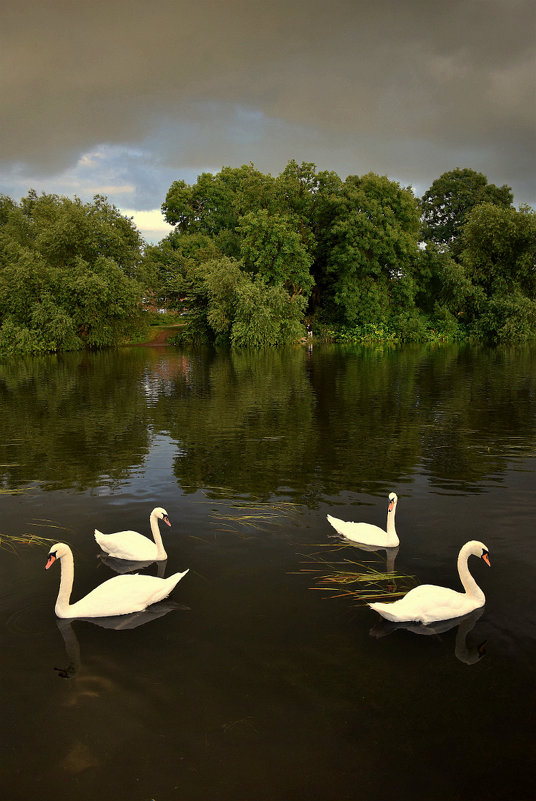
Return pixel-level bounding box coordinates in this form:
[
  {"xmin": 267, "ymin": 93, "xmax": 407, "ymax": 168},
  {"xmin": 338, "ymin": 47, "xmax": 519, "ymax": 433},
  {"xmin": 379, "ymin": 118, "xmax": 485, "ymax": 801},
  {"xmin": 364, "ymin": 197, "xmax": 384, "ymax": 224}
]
[
  {"xmin": 297, "ymin": 546, "xmax": 415, "ymax": 604},
  {"xmin": 0, "ymin": 518, "xmax": 71, "ymax": 552},
  {"xmin": 212, "ymin": 500, "xmax": 301, "ymax": 534},
  {"xmin": 184, "ymin": 484, "xmax": 304, "ymax": 537},
  {"xmin": 0, "ymin": 533, "xmax": 59, "ymax": 552}
]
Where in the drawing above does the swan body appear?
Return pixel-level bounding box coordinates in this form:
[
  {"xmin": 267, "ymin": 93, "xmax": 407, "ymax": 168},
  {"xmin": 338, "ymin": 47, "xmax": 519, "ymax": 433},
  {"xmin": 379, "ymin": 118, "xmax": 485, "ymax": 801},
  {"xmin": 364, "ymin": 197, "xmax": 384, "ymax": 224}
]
[
  {"xmin": 327, "ymin": 492, "xmax": 399, "ymax": 547},
  {"xmin": 94, "ymin": 507, "xmax": 171, "ymax": 562},
  {"xmin": 46, "ymin": 542, "xmax": 189, "ymax": 619},
  {"xmin": 368, "ymin": 540, "xmax": 490, "ymax": 625}
]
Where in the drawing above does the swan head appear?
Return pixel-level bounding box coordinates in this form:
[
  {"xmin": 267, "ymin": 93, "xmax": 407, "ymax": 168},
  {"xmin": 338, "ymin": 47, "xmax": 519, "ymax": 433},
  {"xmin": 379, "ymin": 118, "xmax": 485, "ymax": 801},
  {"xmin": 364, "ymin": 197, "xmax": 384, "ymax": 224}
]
[
  {"xmin": 151, "ymin": 507, "xmax": 171, "ymax": 526},
  {"xmin": 45, "ymin": 542, "xmax": 71, "ymax": 569},
  {"xmin": 464, "ymin": 540, "xmax": 491, "ymax": 567},
  {"xmin": 388, "ymin": 492, "xmax": 398, "ymax": 512}
]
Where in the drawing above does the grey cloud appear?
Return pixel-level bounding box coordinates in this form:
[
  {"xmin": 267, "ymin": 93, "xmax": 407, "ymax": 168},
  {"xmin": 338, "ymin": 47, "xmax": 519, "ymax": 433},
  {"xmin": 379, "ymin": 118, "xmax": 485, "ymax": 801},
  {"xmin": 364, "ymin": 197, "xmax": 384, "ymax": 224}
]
[{"xmin": 1, "ymin": 0, "xmax": 534, "ymax": 205}]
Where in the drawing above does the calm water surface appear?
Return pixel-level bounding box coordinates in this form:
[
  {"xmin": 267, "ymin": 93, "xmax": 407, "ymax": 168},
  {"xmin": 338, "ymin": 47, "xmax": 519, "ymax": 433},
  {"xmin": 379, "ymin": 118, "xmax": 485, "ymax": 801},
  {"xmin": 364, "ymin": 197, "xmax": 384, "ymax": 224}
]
[{"xmin": 0, "ymin": 343, "xmax": 535, "ymax": 801}]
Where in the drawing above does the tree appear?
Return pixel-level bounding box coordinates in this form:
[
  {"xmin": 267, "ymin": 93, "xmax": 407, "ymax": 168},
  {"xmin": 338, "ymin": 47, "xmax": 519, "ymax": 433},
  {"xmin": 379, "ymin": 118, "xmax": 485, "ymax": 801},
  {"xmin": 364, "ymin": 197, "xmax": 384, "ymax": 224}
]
[
  {"xmin": 421, "ymin": 168, "xmax": 513, "ymax": 254},
  {"xmin": 171, "ymin": 256, "xmax": 307, "ymax": 348},
  {"xmin": 238, "ymin": 210, "xmax": 314, "ymax": 299},
  {"xmin": 325, "ymin": 173, "xmax": 421, "ymax": 326},
  {"xmin": 0, "ymin": 192, "xmax": 146, "ymax": 354},
  {"xmin": 461, "ymin": 203, "xmax": 536, "ymax": 295},
  {"xmin": 458, "ymin": 203, "xmax": 536, "ymax": 342},
  {"xmin": 161, "ymin": 165, "xmax": 278, "ymax": 258}
]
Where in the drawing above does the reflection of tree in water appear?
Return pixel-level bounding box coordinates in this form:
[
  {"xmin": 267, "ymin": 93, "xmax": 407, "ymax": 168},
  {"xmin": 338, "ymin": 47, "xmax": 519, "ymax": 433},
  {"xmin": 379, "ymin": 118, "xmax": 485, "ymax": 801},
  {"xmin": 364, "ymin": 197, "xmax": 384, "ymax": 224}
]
[
  {"xmin": 157, "ymin": 343, "xmax": 536, "ymax": 501},
  {"xmin": 419, "ymin": 345, "xmax": 536, "ymax": 490},
  {"xmin": 0, "ymin": 349, "xmax": 152, "ymax": 491},
  {"xmin": 153, "ymin": 347, "xmax": 317, "ymax": 499},
  {"xmin": 1, "ymin": 343, "xmax": 535, "ymax": 498}
]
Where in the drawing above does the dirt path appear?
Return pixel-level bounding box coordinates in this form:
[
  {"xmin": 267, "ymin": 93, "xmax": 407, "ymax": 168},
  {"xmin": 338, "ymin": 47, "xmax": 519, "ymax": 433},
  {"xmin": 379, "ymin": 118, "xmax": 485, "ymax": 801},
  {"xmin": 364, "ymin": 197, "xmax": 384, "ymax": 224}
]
[{"xmin": 133, "ymin": 324, "xmax": 184, "ymax": 346}]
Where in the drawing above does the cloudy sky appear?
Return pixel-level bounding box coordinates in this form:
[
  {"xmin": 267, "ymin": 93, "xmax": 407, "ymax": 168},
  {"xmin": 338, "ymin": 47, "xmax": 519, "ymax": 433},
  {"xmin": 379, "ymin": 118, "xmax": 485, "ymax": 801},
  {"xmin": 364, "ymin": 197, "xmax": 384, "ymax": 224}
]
[{"xmin": 2, "ymin": 0, "xmax": 535, "ymax": 242}]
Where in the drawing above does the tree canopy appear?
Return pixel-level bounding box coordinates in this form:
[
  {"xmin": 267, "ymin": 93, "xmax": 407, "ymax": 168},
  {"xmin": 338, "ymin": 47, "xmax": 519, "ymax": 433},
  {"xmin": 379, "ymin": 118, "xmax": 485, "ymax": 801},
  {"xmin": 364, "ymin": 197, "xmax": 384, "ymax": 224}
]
[
  {"xmin": 0, "ymin": 191, "xmax": 146, "ymax": 354},
  {"xmin": 0, "ymin": 162, "xmax": 533, "ymax": 355}
]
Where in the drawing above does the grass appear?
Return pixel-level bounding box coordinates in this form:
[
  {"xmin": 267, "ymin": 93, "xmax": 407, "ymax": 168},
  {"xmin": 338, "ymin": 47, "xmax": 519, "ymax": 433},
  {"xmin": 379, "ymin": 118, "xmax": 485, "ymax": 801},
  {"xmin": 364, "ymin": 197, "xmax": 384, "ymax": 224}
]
[
  {"xmin": 182, "ymin": 484, "xmax": 303, "ymax": 537},
  {"xmin": 0, "ymin": 533, "xmax": 59, "ymax": 552},
  {"xmin": 211, "ymin": 501, "xmax": 301, "ymax": 534},
  {"xmin": 0, "ymin": 518, "xmax": 71, "ymax": 552},
  {"xmin": 296, "ymin": 545, "xmax": 415, "ymax": 604}
]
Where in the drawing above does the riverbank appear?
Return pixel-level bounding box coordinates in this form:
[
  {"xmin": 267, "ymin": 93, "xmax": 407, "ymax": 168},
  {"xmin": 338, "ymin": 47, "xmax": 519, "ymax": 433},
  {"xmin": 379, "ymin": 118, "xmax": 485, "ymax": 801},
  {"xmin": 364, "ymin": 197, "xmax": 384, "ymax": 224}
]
[{"xmin": 129, "ymin": 323, "xmax": 185, "ymax": 346}]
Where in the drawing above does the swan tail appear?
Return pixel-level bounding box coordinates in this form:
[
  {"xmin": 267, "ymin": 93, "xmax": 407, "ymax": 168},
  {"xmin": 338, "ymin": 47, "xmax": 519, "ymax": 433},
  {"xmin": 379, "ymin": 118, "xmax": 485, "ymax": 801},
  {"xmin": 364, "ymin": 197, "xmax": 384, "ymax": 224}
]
[
  {"xmin": 170, "ymin": 569, "xmax": 189, "ymax": 587},
  {"xmin": 326, "ymin": 514, "xmax": 344, "ymax": 533},
  {"xmin": 150, "ymin": 569, "xmax": 189, "ymax": 606},
  {"xmin": 368, "ymin": 601, "xmax": 400, "ymax": 622}
]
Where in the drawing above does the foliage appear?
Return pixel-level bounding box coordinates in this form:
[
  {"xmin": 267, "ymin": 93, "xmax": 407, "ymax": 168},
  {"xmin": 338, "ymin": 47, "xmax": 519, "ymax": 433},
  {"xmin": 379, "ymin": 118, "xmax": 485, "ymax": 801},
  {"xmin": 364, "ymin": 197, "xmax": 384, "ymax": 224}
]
[
  {"xmin": 325, "ymin": 173, "xmax": 421, "ymax": 326},
  {"xmin": 170, "ymin": 256, "xmax": 307, "ymax": 348},
  {"xmin": 231, "ymin": 274, "xmax": 306, "ymax": 347},
  {"xmin": 155, "ymin": 162, "xmax": 534, "ymax": 347},
  {"xmin": 420, "ymin": 168, "xmax": 513, "ymax": 255},
  {"xmin": 238, "ymin": 209, "xmax": 314, "ymax": 299},
  {"xmin": 0, "ymin": 192, "xmax": 146, "ymax": 355},
  {"xmin": 0, "ymin": 160, "xmax": 532, "ymax": 356},
  {"xmin": 461, "ymin": 203, "xmax": 536, "ymax": 295}
]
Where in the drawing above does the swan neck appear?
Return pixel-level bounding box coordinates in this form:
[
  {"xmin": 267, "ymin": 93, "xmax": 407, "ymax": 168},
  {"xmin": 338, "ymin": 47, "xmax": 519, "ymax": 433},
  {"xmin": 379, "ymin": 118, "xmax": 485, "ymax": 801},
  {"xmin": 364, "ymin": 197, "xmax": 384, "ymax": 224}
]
[
  {"xmin": 56, "ymin": 550, "xmax": 74, "ymax": 617},
  {"xmin": 150, "ymin": 514, "xmax": 167, "ymax": 559},
  {"xmin": 386, "ymin": 506, "xmax": 397, "ymax": 540},
  {"xmin": 458, "ymin": 548, "xmax": 484, "ymax": 601}
]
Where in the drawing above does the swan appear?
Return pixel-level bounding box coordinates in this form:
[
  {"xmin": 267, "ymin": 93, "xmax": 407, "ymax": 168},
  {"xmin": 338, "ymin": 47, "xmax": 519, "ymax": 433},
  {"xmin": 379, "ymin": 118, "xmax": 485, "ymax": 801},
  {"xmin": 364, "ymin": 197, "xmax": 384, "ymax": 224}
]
[
  {"xmin": 368, "ymin": 540, "xmax": 490, "ymax": 624},
  {"xmin": 327, "ymin": 492, "xmax": 399, "ymax": 547},
  {"xmin": 45, "ymin": 542, "xmax": 189, "ymax": 619},
  {"xmin": 94, "ymin": 507, "xmax": 171, "ymax": 562}
]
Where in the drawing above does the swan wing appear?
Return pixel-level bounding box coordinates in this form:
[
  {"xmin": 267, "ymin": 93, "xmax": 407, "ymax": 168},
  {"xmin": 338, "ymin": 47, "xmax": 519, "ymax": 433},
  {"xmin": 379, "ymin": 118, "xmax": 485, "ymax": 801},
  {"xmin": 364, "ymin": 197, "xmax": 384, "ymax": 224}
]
[
  {"xmin": 94, "ymin": 530, "xmax": 157, "ymax": 561},
  {"xmin": 326, "ymin": 515, "xmax": 395, "ymax": 546},
  {"xmin": 66, "ymin": 571, "xmax": 188, "ymax": 618}
]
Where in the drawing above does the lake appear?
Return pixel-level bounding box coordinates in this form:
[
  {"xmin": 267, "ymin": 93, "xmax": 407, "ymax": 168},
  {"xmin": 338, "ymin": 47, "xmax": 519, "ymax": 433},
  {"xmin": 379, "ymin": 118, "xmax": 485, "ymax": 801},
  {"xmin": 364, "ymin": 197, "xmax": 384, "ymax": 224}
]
[{"xmin": 0, "ymin": 342, "xmax": 534, "ymax": 801}]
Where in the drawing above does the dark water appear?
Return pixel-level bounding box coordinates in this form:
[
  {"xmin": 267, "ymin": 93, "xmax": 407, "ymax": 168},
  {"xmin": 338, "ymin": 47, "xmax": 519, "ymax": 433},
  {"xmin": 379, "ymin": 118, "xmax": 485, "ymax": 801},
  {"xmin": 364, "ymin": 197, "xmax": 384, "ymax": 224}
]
[{"xmin": 0, "ymin": 343, "xmax": 534, "ymax": 801}]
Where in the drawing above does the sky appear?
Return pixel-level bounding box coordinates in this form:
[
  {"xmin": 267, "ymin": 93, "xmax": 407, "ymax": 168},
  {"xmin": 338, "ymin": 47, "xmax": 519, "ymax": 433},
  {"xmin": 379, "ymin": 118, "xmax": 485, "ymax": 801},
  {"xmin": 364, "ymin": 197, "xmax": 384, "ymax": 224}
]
[{"xmin": 1, "ymin": 0, "xmax": 535, "ymax": 243}]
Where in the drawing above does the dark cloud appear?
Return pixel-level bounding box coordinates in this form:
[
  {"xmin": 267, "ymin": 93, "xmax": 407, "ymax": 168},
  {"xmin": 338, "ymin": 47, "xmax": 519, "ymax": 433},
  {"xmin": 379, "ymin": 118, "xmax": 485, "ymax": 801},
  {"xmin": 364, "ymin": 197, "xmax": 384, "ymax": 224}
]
[{"xmin": 1, "ymin": 0, "xmax": 535, "ymax": 206}]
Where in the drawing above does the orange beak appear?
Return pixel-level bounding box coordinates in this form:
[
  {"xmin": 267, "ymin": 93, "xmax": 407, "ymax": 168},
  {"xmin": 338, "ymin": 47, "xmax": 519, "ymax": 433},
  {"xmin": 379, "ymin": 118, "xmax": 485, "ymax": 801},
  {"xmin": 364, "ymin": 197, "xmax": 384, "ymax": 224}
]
[
  {"xmin": 45, "ymin": 554, "xmax": 56, "ymax": 570},
  {"xmin": 482, "ymin": 553, "xmax": 490, "ymax": 567}
]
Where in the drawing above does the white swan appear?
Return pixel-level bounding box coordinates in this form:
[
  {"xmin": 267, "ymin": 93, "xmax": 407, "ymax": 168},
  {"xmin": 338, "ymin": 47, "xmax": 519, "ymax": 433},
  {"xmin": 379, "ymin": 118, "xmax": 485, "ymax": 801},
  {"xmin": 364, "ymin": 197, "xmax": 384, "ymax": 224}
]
[
  {"xmin": 94, "ymin": 507, "xmax": 171, "ymax": 562},
  {"xmin": 45, "ymin": 542, "xmax": 189, "ymax": 619},
  {"xmin": 327, "ymin": 492, "xmax": 399, "ymax": 547},
  {"xmin": 368, "ymin": 540, "xmax": 490, "ymax": 624}
]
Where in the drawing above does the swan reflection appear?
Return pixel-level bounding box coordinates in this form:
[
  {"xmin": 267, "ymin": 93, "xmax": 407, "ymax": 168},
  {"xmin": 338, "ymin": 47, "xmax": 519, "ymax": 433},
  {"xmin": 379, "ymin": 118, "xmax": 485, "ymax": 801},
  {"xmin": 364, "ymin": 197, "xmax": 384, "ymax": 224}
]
[
  {"xmin": 369, "ymin": 607, "xmax": 487, "ymax": 665},
  {"xmin": 97, "ymin": 553, "xmax": 168, "ymax": 577},
  {"xmin": 349, "ymin": 543, "xmax": 399, "ymax": 573},
  {"xmin": 54, "ymin": 601, "xmax": 186, "ymax": 679}
]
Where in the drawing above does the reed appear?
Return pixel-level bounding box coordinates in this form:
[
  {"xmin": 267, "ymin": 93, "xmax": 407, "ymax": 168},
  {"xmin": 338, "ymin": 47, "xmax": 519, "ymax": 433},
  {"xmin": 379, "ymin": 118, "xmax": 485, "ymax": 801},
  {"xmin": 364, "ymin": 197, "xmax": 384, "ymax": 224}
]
[
  {"xmin": 0, "ymin": 533, "xmax": 58, "ymax": 552},
  {"xmin": 296, "ymin": 547, "xmax": 415, "ymax": 604}
]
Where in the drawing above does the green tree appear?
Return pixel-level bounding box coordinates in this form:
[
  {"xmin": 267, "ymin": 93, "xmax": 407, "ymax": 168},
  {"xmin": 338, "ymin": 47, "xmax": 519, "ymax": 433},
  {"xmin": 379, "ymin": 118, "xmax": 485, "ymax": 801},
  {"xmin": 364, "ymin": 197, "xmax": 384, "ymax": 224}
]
[
  {"xmin": 0, "ymin": 192, "xmax": 146, "ymax": 354},
  {"xmin": 421, "ymin": 168, "xmax": 513, "ymax": 255},
  {"xmin": 238, "ymin": 209, "xmax": 314, "ymax": 299},
  {"xmin": 171, "ymin": 256, "xmax": 307, "ymax": 348},
  {"xmin": 461, "ymin": 203, "xmax": 536, "ymax": 295},
  {"xmin": 325, "ymin": 173, "xmax": 421, "ymax": 327},
  {"xmin": 459, "ymin": 203, "xmax": 536, "ymax": 342}
]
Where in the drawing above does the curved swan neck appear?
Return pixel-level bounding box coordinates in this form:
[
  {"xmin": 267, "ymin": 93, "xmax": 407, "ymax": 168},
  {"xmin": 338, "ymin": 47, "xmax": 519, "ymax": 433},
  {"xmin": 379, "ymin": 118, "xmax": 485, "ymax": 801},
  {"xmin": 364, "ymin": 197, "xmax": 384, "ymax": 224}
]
[
  {"xmin": 457, "ymin": 546, "xmax": 485, "ymax": 601},
  {"xmin": 150, "ymin": 512, "xmax": 167, "ymax": 560},
  {"xmin": 56, "ymin": 549, "xmax": 75, "ymax": 617},
  {"xmin": 386, "ymin": 505, "xmax": 397, "ymax": 539}
]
